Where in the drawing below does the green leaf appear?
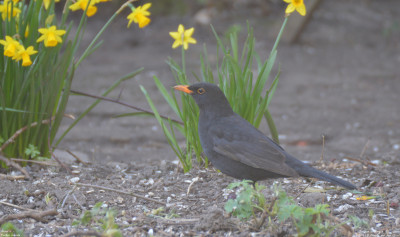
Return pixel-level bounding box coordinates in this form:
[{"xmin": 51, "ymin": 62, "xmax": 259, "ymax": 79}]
[
  {"xmin": 224, "ymin": 199, "xmax": 237, "ymax": 213},
  {"xmin": 25, "ymin": 144, "xmax": 40, "ymax": 158}
]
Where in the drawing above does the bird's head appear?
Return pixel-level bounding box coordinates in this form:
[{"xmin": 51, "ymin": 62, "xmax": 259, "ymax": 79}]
[{"xmin": 174, "ymin": 82, "xmax": 234, "ymax": 116}]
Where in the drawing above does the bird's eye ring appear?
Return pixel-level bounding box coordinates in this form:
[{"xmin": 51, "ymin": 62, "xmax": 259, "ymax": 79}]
[{"xmin": 197, "ymin": 88, "xmax": 205, "ymax": 94}]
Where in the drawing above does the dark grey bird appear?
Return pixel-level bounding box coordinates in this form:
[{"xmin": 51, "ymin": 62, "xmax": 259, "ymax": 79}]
[{"xmin": 174, "ymin": 82, "xmax": 356, "ymax": 189}]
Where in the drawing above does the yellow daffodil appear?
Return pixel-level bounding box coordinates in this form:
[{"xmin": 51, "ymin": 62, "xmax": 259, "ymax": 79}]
[
  {"xmin": 37, "ymin": 25, "xmax": 66, "ymax": 47},
  {"xmin": 0, "ymin": 0, "xmax": 21, "ymax": 20},
  {"xmin": 169, "ymin": 24, "xmax": 197, "ymax": 50},
  {"xmin": 127, "ymin": 3, "xmax": 151, "ymax": 28},
  {"xmin": 0, "ymin": 36, "xmax": 22, "ymax": 57},
  {"xmin": 69, "ymin": 0, "xmax": 97, "ymax": 17},
  {"xmin": 13, "ymin": 45, "xmax": 37, "ymax": 66},
  {"xmin": 283, "ymin": 0, "xmax": 306, "ymax": 16}
]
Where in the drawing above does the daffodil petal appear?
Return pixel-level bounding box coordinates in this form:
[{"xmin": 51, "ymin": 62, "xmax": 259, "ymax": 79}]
[
  {"xmin": 55, "ymin": 30, "xmax": 66, "ymax": 35},
  {"xmin": 177, "ymin": 24, "xmax": 184, "ymax": 33},
  {"xmin": 36, "ymin": 35, "xmax": 46, "ymax": 43},
  {"xmin": 285, "ymin": 4, "xmax": 295, "ymax": 14},
  {"xmin": 296, "ymin": 4, "xmax": 306, "ymax": 16},
  {"xmin": 172, "ymin": 40, "xmax": 181, "ymax": 48},
  {"xmin": 86, "ymin": 6, "xmax": 97, "ymax": 17},
  {"xmin": 142, "ymin": 3, "xmax": 151, "ymax": 11},
  {"xmin": 186, "ymin": 38, "xmax": 197, "ymax": 44},
  {"xmin": 184, "ymin": 27, "xmax": 194, "ymax": 37},
  {"xmin": 169, "ymin": 32, "xmax": 180, "ymax": 40}
]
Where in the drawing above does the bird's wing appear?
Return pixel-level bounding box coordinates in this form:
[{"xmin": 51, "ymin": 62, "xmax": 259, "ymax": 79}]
[{"xmin": 210, "ymin": 116, "xmax": 298, "ymax": 177}]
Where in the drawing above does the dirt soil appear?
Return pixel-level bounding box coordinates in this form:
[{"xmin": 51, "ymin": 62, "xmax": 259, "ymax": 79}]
[{"xmin": 1, "ymin": 0, "xmax": 400, "ymax": 236}]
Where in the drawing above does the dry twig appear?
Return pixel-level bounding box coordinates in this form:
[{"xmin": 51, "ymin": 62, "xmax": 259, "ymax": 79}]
[
  {"xmin": 66, "ymin": 149, "xmax": 90, "ymax": 164},
  {"xmin": 253, "ymin": 197, "xmax": 277, "ymax": 231},
  {"xmin": 0, "ymin": 155, "xmax": 30, "ymax": 179},
  {"xmin": 319, "ymin": 134, "xmax": 325, "ymax": 163},
  {"xmin": 0, "ymin": 117, "xmax": 56, "ymax": 152},
  {"xmin": 0, "ymin": 201, "xmax": 36, "ymax": 211},
  {"xmin": 186, "ymin": 177, "xmax": 199, "ymax": 195},
  {"xmin": 0, "ymin": 115, "xmax": 74, "ymax": 175},
  {"xmin": 344, "ymin": 156, "xmax": 377, "ymax": 167},
  {"xmin": 52, "ymin": 151, "xmax": 72, "ymax": 174},
  {"xmin": 0, "ymin": 209, "xmax": 58, "ymax": 225},
  {"xmin": 152, "ymin": 217, "xmax": 200, "ymax": 225},
  {"xmin": 10, "ymin": 158, "xmax": 58, "ymax": 166},
  {"xmin": 74, "ymin": 182, "xmax": 166, "ymax": 205},
  {"xmin": 359, "ymin": 138, "xmax": 370, "ymax": 158},
  {"xmin": 70, "ymin": 89, "xmax": 183, "ymax": 125},
  {"xmin": 0, "ymin": 174, "xmax": 26, "ymax": 180}
]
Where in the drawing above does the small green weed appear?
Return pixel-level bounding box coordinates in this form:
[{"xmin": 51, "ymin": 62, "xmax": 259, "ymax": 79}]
[
  {"xmin": 348, "ymin": 215, "xmax": 369, "ymax": 230},
  {"xmin": 24, "ymin": 144, "xmax": 40, "ymax": 159},
  {"xmin": 147, "ymin": 207, "xmax": 180, "ymax": 219},
  {"xmin": 225, "ymin": 180, "xmax": 267, "ymax": 220},
  {"xmin": 1, "ymin": 222, "xmax": 24, "ymax": 237},
  {"xmin": 72, "ymin": 202, "xmax": 122, "ymax": 237},
  {"xmin": 225, "ymin": 182, "xmax": 348, "ymax": 236}
]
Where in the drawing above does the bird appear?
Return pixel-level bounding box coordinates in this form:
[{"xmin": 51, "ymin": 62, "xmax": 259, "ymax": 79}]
[{"xmin": 174, "ymin": 82, "xmax": 356, "ymax": 190}]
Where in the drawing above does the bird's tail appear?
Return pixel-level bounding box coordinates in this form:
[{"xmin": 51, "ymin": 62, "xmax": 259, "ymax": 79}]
[
  {"xmin": 286, "ymin": 155, "xmax": 357, "ymax": 190},
  {"xmin": 301, "ymin": 166, "xmax": 356, "ymax": 190}
]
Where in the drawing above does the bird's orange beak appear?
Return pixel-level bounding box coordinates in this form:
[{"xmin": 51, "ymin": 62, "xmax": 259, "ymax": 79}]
[{"xmin": 173, "ymin": 85, "xmax": 193, "ymax": 94}]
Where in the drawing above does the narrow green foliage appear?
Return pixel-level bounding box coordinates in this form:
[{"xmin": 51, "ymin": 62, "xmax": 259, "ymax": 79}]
[
  {"xmin": 144, "ymin": 22, "xmax": 286, "ymax": 170},
  {"xmin": 0, "ymin": 0, "xmax": 78, "ymax": 160},
  {"xmin": 141, "ymin": 53, "xmax": 203, "ymax": 171},
  {"xmin": 72, "ymin": 202, "xmax": 122, "ymax": 237},
  {"xmin": 0, "ymin": 1, "xmax": 142, "ymax": 165},
  {"xmin": 1, "ymin": 222, "xmax": 24, "ymax": 237}
]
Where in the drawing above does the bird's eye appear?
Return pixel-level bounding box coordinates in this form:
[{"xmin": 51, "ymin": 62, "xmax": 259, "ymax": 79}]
[{"xmin": 197, "ymin": 88, "xmax": 205, "ymax": 94}]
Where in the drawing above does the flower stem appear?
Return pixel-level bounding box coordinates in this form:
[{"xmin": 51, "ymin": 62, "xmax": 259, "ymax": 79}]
[
  {"xmin": 181, "ymin": 46, "xmax": 186, "ymax": 75},
  {"xmin": 264, "ymin": 16, "xmax": 288, "ymax": 145},
  {"xmin": 76, "ymin": 12, "xmax": 119, "ymax": 67},
  {"xmin": 271, "ymin": 17, "xmax": 288, "ymax": 54}
]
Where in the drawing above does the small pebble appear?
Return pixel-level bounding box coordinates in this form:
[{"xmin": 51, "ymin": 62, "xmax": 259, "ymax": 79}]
[
  {"xmin": 334, "ymin": 204, "xmax": 354, "ymax": 212},
  {"xmin": 371, "ymin": 160, "xmax": 381, "ymax": 165},
  {"xmin": 69, "ymin": 177, "xmax": 80, "ymax": 183},
  {"xmin": 342, "ymin": 192, "xmax": 353, "ymax": 200},
  {"xmin": 71, "ymin": 170, "xmax": 80, "ymax": 174},
  {"xmin": 28, "ymin": 196, "xmax": 34, "ymax": 203}
]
